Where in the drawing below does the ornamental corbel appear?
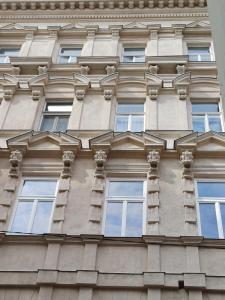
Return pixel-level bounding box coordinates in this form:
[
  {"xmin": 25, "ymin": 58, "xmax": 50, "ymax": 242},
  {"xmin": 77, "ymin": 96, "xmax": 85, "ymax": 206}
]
[
  {"xmin": 31, "ymin": 86, "xmax": 44, "ymax": 101},
  {"xmin": 177, "ymin": 87, "xmax": 188, "ymax": 100},
  {"xmin": 176, "ymin": 64, "xmax": 187, "ymax": 75},
  {"xmin": 9, "ymin": 150, "xmax": 23, "ymax": 178},
  {"xmin": 180, "ymin": 150, "xmax": 194, "ymax": 178},
  {"xmin": 148, "ymin": 87, "xmax": 159, "ymax": 101},
  {"xmin": 147, "ymin": 150, "xmax": 160, "ymax": 176},
  {"xmin": 75, "ymin": 89, "xmax": 86, "ymax": 101},
  {"xmin": 104, "ymin": 89, "xmax": 114, "ymax": 100},
  {"xmin": 106, "ymin": 65, "xmax": 116, "ymax": 75},
  {"xmin": 61, "ymin": 151, "xmax": 75, "ymax": 178},
  {"xmin": 80, "ymin": 65, "xmax": 90, "ymax": 75},
  {"xmin": 148, "ymin": 65, "xmax": 159, "ymax": 74},
  {"xmin": 94, "ymin": 150, "xmax": 108, "ymax": 178},
  {"xmin": 3, "ymin": 87, "xmax": 16, "ymax": 101},
  {"xmin": 38, "ymin": 66, "xmax": 48, "ymax": 75}
]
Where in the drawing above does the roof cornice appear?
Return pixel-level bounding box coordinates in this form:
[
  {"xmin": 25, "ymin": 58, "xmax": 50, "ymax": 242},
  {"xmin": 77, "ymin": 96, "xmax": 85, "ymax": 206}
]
[{"xmin": 0, "ymin": 0, "xmax": 207, "ymax": 12}]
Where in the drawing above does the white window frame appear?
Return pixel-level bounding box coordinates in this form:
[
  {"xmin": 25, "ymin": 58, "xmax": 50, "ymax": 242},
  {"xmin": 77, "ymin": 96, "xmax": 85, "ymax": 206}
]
[
  {"xmin": 115, "ymin": 102, "xmax": 146, "ymax": 132},
  {"xmin": 191, "ymin": 101, "xmax": 224, "ymax": 132},
  {"xmin": 187, "ymin": 45, "xmax": 213, "ymax": 62},
  {"xmin": 58, "ymin": 46, "xmax": 82, "ymax": 64},
  {"xmin": 103, "ymin": 178, "xmax": 147, "ymax": 237},
  {"xmin": 122, "ymin": 47, "xmax": 146, "ymax": 63},
  {"xmin": 40, "ymin": 101, "xmax": 73, "ymax": 132},
  {"xmin": 9, "ymin": 178, "xmax": 58, "ymax": 234},
  {"xmin": 0, "ymin": 47, "xmax": 20, "ymax": 63},
  {"xmin": 195, "ymin": 179, "xmax": 225, "ymax": 239}
]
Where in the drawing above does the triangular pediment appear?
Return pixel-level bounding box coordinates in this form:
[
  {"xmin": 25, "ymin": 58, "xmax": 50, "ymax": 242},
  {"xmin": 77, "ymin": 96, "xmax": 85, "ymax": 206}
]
[
  {"xmin": 100, "ymin": 73, "xmax": 118, "ymax": 87},
  {"xmin": 7, "ymin": 131, "xmax": 81, "ymax": 153},
  {"xmin": 60, "ymin": 23, "xmax": 85, "ymax": 30},
  {"xmin": 176, "ymin": 132, "xmax": 225, "ymax": 154},
  {"xmin": 145, "ymin": 73, "xmax": 163, "ymax": 87},
  {"xmin": 186, "ymin": 20, "xmax": 210, "ymax": 28},
  {"xmin": 174, "ymin": 73, "xmax": 191, "ymax": 87},
  {"xmin": 123, "ymin": 22, "xmax": 147, "ymax": 29},
  {"xmin": 90, "ymin": 131, "xmax": 165, "ymax": 152},
  {"xmin": 0, "ymin": 23, "xmax": 25, "ymax": 30}
]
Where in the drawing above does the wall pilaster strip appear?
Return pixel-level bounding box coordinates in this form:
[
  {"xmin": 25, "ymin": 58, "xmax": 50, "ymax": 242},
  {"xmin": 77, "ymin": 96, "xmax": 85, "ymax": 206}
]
[{"xmin": 148, "ymin": 288, "xmax": 161, "ymax": 300}]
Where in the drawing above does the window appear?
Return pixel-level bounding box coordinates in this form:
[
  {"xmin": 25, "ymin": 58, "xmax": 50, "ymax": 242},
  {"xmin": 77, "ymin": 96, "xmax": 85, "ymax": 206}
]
[
  {"xmin": 10, "ymin": 179, "xmax": 57, "ymax": 234},
  {"xmin": 0, "ymin": 48, "xmax": 20, "ymax": 63},
  {"xmin": 115, "ymin": 103, "xmax": 145, "ymax": 132},
  {"xmin": 40, "ymin": 102, "xmax": 73, "ymax": 132},
  {"xmin": 123, "ymin": 48, "xmax": 145, "ymax": 63},
  {"xmin": 188, "ymin": 47, "xmax": 211, "ymax": 62},
  {"xmin": 104, "ymin": 180, "xmax": 146, "ymax": 237},
  {"xmin": 58, "ymin": 47, "xmax": 82, "ymax": 63},
  {"xmin": 192, "ymin": 102, "xmax": 223, "ymax": 132},
  {"xmin": 196, "ymin": 181, "xmax": 225, "ymax": 239}
]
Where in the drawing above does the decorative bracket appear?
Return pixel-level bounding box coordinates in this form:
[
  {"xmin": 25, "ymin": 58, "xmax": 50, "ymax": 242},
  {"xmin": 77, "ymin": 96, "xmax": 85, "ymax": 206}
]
[
  {"xmin": 147, "ymin": 150, "xmax": 160, "ymax": 178},
  {"xmin": 9, "ymin": 150, "xmax": 23, "ymax": 178},
  {"xmin": 148, "ymin": 64, "xmax": 159, "ymax": 74},
  {"xmin": 80, "ymin": 65, "xmax": 90, "ymax": 75},
  {"xmin": 177, "ymin": 87, "xmax": 188, "ymax": 100},
  {"xmin": 180, "ymin": 150, "xmax": 194, "ymax": 179},
  {"xmin": 105, "ymin": 65, "xmax": 116, "ymax": 75},
  {"xmin": 104, "ymin": 89, "xmax": 113, "ymax": 100},
  {"xmin": 75, "ymin": 89, "xmax": 86, "ymax": 101},
  {"xmin": 94, "ymin": 150, "xmax": 108, "ymax": 179},
  {"xmin": 61, "ymin": 150, "xmax": 75, "ymax": 178}
]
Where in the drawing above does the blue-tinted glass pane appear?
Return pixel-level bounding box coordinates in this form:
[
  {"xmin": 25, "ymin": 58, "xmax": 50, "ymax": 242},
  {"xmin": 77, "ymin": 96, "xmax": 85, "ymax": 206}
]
[
  {"xmin": 124, "ymin": 48, "xmax": 145, "ymax": 56},
  {"xmin": 117, "ymin": 104, "xmax": 144, "ymax": 114},
  {"xmin": 208, "ymin": 116, "xmax": 222, "ymax": 132},
  {"xmin": 115, "ymin": 116, "xmax": 129, "ymax": 131},
  {"xmin": 32, "ymin": 201, "xmax": 53, "ymax": 234},
  {"xmin": 192, "ymin": 116, "xmax": 205, "ymax": 132},
  {"xmin": 40, "ymin": 116, "xmax": 55, "ymax": 131},
  {"xmin": 21, "ymin": 180, "xmax": 57, "ymax": 197},
  {"xmin": 11, "ymin": 202, "xmax": 33, "ymax": 233},
  {"xmin": 199, "ymin": 203, "xmax": 218, "ymax": 238},
  {"xmin": 60, "ymin": 48, "xmax": 81, "ymax": 56},
  {"xmin": 105, "ymin": 202, "xmax": 123, "ymax": 236},
  {"xmin": 108, "ymin": 181, "xmax": 144, "ymax": 197},
  {"xmin": 126, "ymin": 202, "xmax": 143, "ymax": 237},
  {"xmin": 220, "ymin": 204, "xmax": 225, "ymax": 236},
  {"xmin": 131, "ymin": 116, "xmax": 144, "ymax": 132},
  {"xmin": 198, "ymin": 182, "xmax": 225, "ymax": 198},
  {"xmin": 192, "ymin": 103, "xmax": 219, "ymax": 113},
  {"xmin": 188, "ymin": 47, "xmax": 210, "ymax": 54},
  {"xmin": 56, "ymin": 116, "xmax": 69, "ymax": 132}
]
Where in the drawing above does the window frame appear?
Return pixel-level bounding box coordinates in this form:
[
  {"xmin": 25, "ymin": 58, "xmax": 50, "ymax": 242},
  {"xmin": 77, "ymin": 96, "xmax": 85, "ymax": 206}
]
[
  {"xmin": 122, "ymin": 47, "xmax": 146, "ymax": 63},
  {"xmin": 39, "ymin": 100, "xmax": 73, "ymax": 132},
  {"xmin": 114, "ymin": 101, "xmax": 146, "ymax": 132},
  {"xmin": 0, "ymin": 47, "xmax": 21, "ymax": 63},
  {"xmin": 9, "ymin": 178, "xmax": 58, "ymax": 234},
  {"xmin": 103, "ymin": 178, "xmax": 147, "ymax": 237},
  {"xmin": 191, "ymin": 100, "xmax": 224, "ymax": 132},
  {"xmin": 195, "ymin": 179, "xmax": 225, "ymax": 239},
  {"xmin": 57, "ymin": 46, "xmax": 82, "ymax": 64},
  {"xmin": 187, "ymin": 43, "xmax": 214, "ymax": 62}
]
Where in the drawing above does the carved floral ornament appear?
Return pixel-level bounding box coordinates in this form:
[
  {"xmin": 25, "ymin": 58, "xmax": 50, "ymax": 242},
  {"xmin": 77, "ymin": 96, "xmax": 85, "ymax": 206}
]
[
  {"xmin": 9, "ymin": 150, "xmax": 23, "ymax": 178},
  {"xmin": 61, "ymin": 151, "xmax": 76, "ymax": 178},
  {"xmin": 0, "ymin": 0, "xmax": 207, "ymax": 11}
]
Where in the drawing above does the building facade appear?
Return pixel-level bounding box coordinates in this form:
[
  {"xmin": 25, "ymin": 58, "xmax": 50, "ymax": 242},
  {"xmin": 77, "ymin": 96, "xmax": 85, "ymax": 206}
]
[{"xmin": 0, "ymin": 0, "xmax": 224, "ymax": 299}]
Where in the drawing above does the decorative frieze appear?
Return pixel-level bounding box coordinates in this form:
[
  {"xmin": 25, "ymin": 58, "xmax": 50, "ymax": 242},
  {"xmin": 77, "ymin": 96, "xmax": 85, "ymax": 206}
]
[{"xmin": 147, "ymin": 150, "xmax": 160, "ymax": 234}]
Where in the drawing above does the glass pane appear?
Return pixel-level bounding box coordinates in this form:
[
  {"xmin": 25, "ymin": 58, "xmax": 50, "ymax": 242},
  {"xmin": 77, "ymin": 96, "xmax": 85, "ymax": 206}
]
[
  {"xmin": 208, "ymin": 116, "xmax": 222, "ymax": 132},
  {"xmin": 11, "ymin": 202, "xmax": 33, "ymax": 233},
  {"xmin": 192, "ymin": 116, "xmax": 205, "ymax": 132},
  {"xmin": 46, "ymin": 103, "xmax": 72, "ymax": 112},
  {"xmin": 105, "ymin": 202, "xmax": 123, "ymax": 236},
  {"xmin": 124, "ymin": 48, "xmax": 145, "ymax": 56},
  {"xmin": 0, "ymin": 48, "xmax": 20, "ymax": 56},
  {"xmin": 123, "ymin": 56, "xmax": 134, "ymax": 63},
  {"xmin": 40, "ymin": 116, "xmax": 55, "ymax": 131},
  {"xmin": 199, "ymin": 203, "xmax": 218, "ymax": 238},
  {"xmin": 117, "ymin": 104, "xmax": 144, "ymax": 114},
  {"xmin": 115, "ymin": 116, "xmax": 129, "ymax": 131},
  {"xmin": 21, "ymin": 180, "xmax": 57, "ymax": 197},
  {"xmin": 134, "ymin": 56, "xmax": 145, "ymax": 63},
  {"xmin": 108, "ymin": 181, "xmax": 144, "ymax": 197},
  {"xmin": 126, "ymin": 202, "xmax": 143, "ymax": 237},
  {"xmin": 131, "ymin": 116, "xmax": 144, "ymax": 132},
  {"xmin": 32, "ymin": 201, "xmax": 53, "ymax": 234},
  {"xmin": 60, "ymin": 48, "xmax": 81, "ymax": 56},
  {"xmin": 192, "ymin": 103, "xmax": 219, "ymax": 113},
  {"xmin": 56, "ymin": 116, "xmax": 69, "ymax": 132},
  {"xmin": 58, "ymin": 56, "xmax": 70, "ymax": 64},
  {"xmin": 188, "ymin": 47, "xmax": 210, "ymax": 54},
  {"xmin": 220, "ymin": 204, "xmax": 225, "ymax": 236},
  {"xmin": 197, "ymin": 182, "xmax": 225, "ymax": 198}
]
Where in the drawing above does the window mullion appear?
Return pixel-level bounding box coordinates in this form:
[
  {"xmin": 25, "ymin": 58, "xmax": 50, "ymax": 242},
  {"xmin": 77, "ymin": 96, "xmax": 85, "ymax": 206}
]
[
  {"xmin": 121, "ymin": 201, "xmax": 127, "ymax": 237},
  {"xmin": 205, "ymin": 114, "xmax": 209, "ymax": 132},
  {"xmin": 28, "ymin": 199, "xmax": 37, "ymax": 233},
  {"xmin": 216, "ymin": 202, "xmax": 224, "ymax": 238}
]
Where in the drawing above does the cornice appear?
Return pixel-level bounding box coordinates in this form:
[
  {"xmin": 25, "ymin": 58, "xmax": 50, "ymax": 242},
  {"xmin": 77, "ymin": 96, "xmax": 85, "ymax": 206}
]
[{"xmin": 0, "ymin": 0, "xmax": 207, "ymax": 11}]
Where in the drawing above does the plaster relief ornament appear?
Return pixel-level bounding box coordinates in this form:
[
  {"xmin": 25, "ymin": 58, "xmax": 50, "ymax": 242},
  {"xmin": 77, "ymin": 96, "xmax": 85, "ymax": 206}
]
[
  {"xmin": 4, "ymin": 89, "xmax": 14, "ymax": 101},
  {"xmin": 104, "ymin": 89, "xmax": 113, "ymax": 100},
  {"xmin": 80, "ymin": 65, "xmax": 90, "ymax": 75},
  {"xmin": 61, "ymin": 151, "xmax": 75, "ymax": 178},
  {"xmin": 149, "ymin": 64, "xmax": 159, "ymax": 74},
  {"xmin": 32, "ymin": 90, "xmax": 41, "ymax": 101},
  {"xmin": 177, "ymin": 88, "xmax": 188, "ymax": 100},
  {"xmin": 180, "ymin": 150, "xmax": 193, "ymax": 169},
  {"xmin": 75, "ymin": 89, "xmax": 85, "ymax": 101},
  {"xmin": 38, "ymin": 66, "xmax": 48, "ymax": 75},
  {"xmin": 9, "ymin": 150, "xmax": 23, "ymax": 177},
  {"xmin": 176, "ymin": 64, "xmax": 187, "ymax": 75},
  {"xmin": 94, "ymin": 150, "xmax": 107, "ymax": 169},
  {"xmin": 147, "ymin": 150, "xmax": 160, "ymax": 171},
  {"xmin": 106, "ymin": 65, "xmax": 116, "ymax": 75}
]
